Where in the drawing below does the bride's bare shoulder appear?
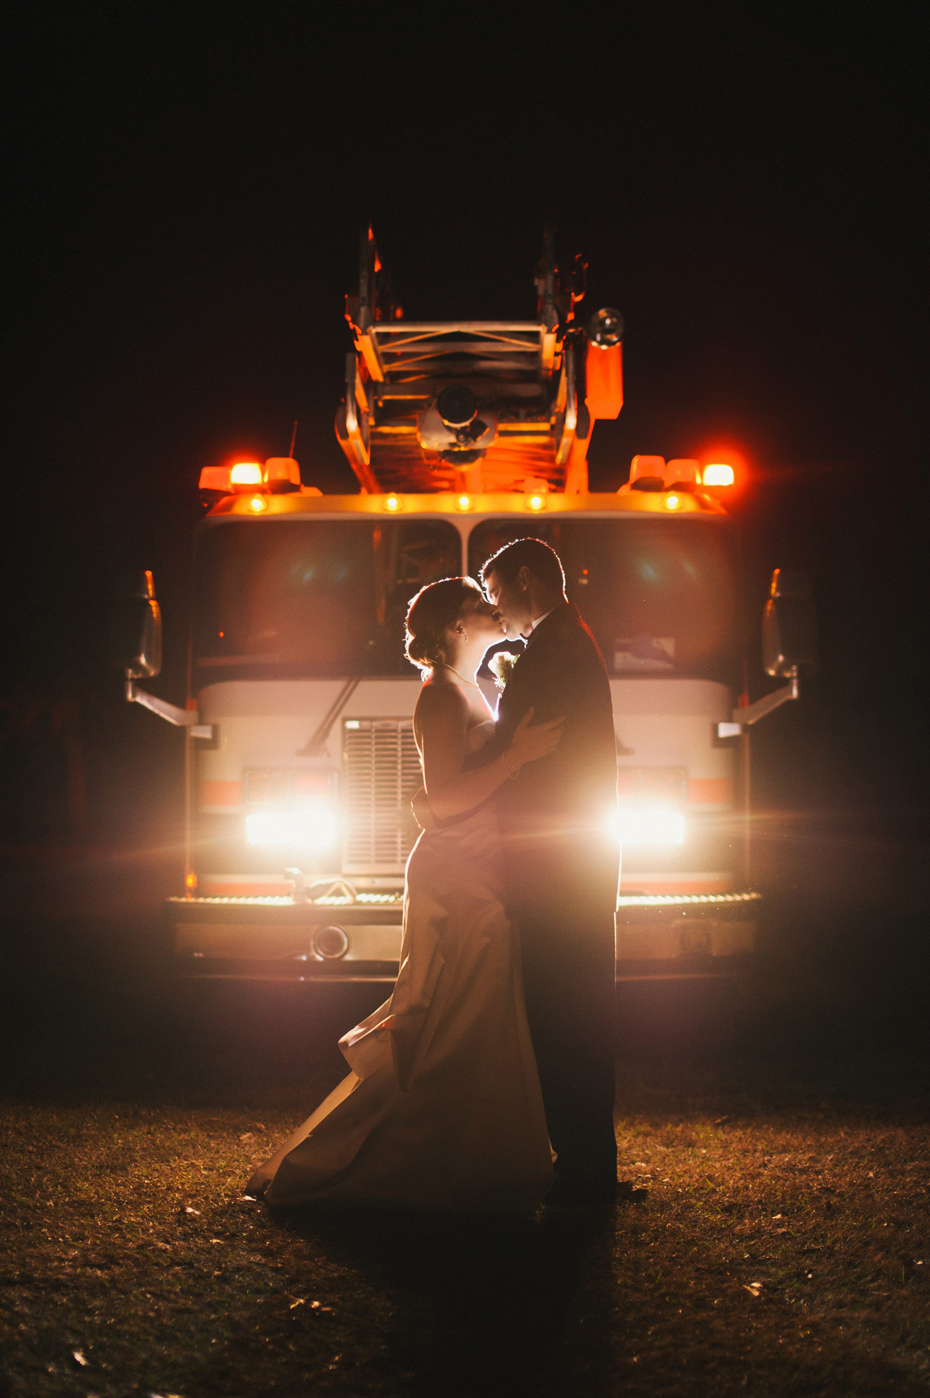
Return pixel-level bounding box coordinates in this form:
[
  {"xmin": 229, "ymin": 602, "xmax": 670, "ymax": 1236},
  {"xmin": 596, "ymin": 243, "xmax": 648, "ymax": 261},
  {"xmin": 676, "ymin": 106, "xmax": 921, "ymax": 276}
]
[
  {"xmin": 415, "ymin": 676, "xmax": 470, "ymax": 721},
  {"xmin": 415, "ymin": 681, "xmax": 471, "ymax": 746}
]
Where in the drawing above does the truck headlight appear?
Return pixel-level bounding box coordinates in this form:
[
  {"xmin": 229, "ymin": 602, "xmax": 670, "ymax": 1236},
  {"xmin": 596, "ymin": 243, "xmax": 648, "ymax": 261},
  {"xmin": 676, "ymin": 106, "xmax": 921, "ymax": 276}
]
[
  {"xmin": 245, "ymin": 799, "xmax": 339, "ymax": 850},
  {"xmin": 610, "ymin": 805, "xmax": 686, "ymax": 847}
]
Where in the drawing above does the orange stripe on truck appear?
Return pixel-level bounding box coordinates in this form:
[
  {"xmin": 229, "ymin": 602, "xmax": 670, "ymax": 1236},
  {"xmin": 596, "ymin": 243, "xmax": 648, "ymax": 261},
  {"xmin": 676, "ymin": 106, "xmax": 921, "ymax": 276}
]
[
  {"xmin": 199, "ymin": 880, "xmax": 292, "ymax": 897},
  {"xmin": 687, "ymin": 778, "xmax": 734, "ymax": 805},
  {"xmin": 199, "ymin": 780, "xmax": 243, "ymax": 808}
]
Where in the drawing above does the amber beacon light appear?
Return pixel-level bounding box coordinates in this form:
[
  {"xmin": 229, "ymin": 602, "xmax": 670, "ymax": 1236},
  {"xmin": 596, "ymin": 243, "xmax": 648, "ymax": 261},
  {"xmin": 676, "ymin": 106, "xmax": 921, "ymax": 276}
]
[
  {"xmin": 702, "ymin": 463, "xmax": 735, "ymax": 487},
  {"xmin": 230, "ymin": 462, "xmax": 264, "ymax": 487},
  {"xmin": 585, "ymin": 308, "xmax": 624, "ymax": 419}
]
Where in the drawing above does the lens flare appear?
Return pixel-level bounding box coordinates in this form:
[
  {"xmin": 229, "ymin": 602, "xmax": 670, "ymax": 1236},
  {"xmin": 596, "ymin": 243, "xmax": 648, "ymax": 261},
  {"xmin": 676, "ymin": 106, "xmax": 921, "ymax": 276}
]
[
  {"xmin": 607, "ymin": 805, "xmax": 686, "ymax": 847},
  {"xmin": 245, "ymin": 800, "xmax": 338, "ymax": 849}
]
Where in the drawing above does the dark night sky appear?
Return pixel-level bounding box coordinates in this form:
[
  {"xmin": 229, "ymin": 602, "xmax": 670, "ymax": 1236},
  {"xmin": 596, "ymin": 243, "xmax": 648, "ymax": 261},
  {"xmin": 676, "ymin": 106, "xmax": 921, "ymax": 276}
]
[{"xmin": 4, "ymin": 5, "xmax": 928, "ymax": 831}]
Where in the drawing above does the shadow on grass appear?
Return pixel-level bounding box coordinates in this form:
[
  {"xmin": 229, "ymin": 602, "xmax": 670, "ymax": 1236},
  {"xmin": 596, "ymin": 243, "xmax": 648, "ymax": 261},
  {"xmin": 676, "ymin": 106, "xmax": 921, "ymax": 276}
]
[{"xmin": 267, "ymin": 1200, "xmax": 617, "ymax": 1398}]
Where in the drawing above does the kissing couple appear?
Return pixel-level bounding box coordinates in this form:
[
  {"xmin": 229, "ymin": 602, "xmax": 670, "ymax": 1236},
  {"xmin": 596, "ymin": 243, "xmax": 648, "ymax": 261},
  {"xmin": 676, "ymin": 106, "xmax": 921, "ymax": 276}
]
[{"xmin": 248, "ymin": 538, "xmax": 621, "ymax": 1212}]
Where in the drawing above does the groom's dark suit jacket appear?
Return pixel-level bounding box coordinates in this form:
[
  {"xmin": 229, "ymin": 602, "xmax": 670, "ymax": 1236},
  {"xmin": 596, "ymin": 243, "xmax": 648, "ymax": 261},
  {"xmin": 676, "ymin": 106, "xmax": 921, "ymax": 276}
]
[
  {"xmin": 489, "ymin": 601, "xmax": 620, "ymax": 915},
  {"xmin": 479, "ymin": 601, "xmax": 620, "ymax": 1181}
]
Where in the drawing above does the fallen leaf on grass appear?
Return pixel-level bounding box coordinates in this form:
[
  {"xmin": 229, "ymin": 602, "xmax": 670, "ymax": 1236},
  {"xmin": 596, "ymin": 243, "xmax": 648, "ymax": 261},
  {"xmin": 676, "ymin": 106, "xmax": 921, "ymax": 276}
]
[
  {"xmin": 239, "ymin": 1133, "xmax": 253, "ymax": 1142},
  {"xmin": 289, "ymin": 1298, "xmax": 305, "ymax": 1309},
  {"xmin": 72, "ymin": 1349, "xmax": 89, "ymax": 1366},
  {"xmin": 183, "ymin": 1207, "xmax": 201, "ymax": 1216},
  {"xmin": 743, "ymin": 1283, "xmax": 763, "ymax": 1298}
]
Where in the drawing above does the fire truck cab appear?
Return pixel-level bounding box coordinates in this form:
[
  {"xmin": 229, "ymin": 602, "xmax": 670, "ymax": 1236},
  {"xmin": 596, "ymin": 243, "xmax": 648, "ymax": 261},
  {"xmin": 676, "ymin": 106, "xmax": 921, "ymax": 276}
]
[{"xmin": 122, "ymin": 229, "xmax": 813, "ymax": 983}]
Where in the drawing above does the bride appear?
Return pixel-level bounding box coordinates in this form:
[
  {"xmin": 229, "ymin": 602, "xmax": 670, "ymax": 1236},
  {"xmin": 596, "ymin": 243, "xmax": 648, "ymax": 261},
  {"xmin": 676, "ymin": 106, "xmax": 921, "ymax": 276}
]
[{"xmin": 247, "ymin": 576, "xmax": 562, "ymax": 1213}]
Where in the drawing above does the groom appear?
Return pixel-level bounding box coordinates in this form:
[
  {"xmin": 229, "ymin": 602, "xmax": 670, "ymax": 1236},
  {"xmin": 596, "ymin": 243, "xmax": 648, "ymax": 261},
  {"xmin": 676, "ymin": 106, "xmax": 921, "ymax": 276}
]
[{"xmin": 480, "ymin": 538, "xmax": 620, "ymax": 1206}]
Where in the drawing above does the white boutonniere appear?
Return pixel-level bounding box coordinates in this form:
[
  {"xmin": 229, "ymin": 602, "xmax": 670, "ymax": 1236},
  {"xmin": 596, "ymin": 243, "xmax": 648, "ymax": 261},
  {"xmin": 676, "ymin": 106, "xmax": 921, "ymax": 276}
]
[{"xmin": 489, "ymin": 651, "xmax": 519, "ymax": 692}]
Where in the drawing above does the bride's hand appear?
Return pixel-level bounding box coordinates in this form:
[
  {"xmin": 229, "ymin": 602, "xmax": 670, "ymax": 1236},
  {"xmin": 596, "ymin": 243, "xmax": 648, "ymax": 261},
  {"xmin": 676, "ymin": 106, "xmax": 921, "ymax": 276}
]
[{"xmin": 509, "ymin": 707, "xmax": 564, "ymax": 767}]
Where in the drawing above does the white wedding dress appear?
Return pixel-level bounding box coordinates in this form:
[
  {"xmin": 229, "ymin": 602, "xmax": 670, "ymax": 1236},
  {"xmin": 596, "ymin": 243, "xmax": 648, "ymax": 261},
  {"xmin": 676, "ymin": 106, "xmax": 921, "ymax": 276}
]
[{"xmin": 247, "ymin": 720, "xmax": 554, "ymax": 1213}]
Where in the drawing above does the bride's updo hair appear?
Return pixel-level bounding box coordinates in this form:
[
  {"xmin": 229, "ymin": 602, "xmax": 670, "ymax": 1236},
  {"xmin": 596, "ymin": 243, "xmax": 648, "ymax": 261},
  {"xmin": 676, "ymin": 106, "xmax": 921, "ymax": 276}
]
[{"xmin": 405, "ymin": 576, "xmax": 481, "ymax": 672}]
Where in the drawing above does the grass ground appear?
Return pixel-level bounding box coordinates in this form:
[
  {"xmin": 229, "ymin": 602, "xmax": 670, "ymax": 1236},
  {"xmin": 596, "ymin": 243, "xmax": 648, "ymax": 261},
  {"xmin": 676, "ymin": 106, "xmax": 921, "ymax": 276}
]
[
  {"xmin": 1, "ymin": 836, "xmax": 929, "ymax": 1396},
  {"xmin": 2, "ymin": 1049, "xmax": 929, "ymax": 1397}
]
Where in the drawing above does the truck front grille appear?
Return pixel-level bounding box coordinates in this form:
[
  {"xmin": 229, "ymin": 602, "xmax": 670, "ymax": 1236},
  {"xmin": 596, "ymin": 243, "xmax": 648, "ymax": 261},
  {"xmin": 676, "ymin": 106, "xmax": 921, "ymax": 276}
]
[{"xmin": 343, "ymin": 719, "xmax": 422, "ymax": 872}]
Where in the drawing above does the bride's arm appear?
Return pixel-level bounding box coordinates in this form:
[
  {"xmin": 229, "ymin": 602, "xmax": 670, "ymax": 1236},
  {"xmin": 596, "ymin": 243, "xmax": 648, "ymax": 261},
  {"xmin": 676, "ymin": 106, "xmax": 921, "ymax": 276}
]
[{"xmin": 416, "ymin": 684, "xmax": 562, "ymax": 823}]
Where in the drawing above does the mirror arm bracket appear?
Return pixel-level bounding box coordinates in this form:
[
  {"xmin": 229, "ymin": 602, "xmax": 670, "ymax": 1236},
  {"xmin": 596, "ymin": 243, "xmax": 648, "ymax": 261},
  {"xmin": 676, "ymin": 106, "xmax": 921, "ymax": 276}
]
[
  {"xmin": 124, "ymin": 677, "xmax": 214, "ymax": 739},
  {"xmin": 718, "ymin": 667, "xmax": 799, "ymax": 737}
]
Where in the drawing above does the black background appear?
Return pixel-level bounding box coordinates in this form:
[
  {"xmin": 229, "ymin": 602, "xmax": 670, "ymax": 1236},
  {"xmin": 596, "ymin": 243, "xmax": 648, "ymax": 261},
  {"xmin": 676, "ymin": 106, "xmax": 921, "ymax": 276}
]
[{"xmin": 4, "ymin": 4, "xmax": 928, "ymax": 853}]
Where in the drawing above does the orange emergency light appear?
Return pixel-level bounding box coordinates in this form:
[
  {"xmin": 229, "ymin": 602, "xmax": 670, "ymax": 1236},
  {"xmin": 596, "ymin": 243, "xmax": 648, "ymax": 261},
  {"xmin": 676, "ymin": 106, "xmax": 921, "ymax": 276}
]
[
  {"xmin": 264, "ymin": 457, "xmax": 301, "ymax": 487},
  {"xmin": 585, "ymin": 308, "xmax": 624, "ymax": 420},
  {"xmin": 198, "ymin": 466, "xmax": 232, "ymax": 493},
  {"xmin": 698, "ymin": 444, "xmax": 747, "ymax": 492},
  {"xmin": 230, "ymin": 462, "xmax": 264, "ymax": 487}
]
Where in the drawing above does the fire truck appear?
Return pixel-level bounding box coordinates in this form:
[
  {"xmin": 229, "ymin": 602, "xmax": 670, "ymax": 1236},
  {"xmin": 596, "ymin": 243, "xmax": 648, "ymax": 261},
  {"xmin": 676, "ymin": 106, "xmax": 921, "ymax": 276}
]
[{"xmin": 120, "ymin": 229, "xmax": 814, "ymax": 983}]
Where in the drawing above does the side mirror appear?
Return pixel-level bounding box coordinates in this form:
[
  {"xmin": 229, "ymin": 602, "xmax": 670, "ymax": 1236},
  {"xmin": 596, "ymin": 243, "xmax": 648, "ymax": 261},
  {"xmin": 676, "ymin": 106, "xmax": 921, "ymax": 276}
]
[
  {"xmin": 762, "ymin": 568, "xmax": 817, "ymax": 677},
  {"xmin": 112, "ymin": 570, "xmax": 162, "ymax": 679}
]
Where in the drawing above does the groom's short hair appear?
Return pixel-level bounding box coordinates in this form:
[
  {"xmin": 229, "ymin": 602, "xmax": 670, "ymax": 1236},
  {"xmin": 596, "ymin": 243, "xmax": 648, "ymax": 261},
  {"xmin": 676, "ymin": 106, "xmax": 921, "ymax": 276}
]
[{"xmin": 480, "ymin": 537, "xmax": 566, "ymax": 594}]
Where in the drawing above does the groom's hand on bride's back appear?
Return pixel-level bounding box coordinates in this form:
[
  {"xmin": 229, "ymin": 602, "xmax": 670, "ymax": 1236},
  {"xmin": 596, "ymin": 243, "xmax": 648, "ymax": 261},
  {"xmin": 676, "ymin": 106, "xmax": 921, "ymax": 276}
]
[{"xmin": 510, "ymin": 707, "xmax": 565, "ymax": 766}]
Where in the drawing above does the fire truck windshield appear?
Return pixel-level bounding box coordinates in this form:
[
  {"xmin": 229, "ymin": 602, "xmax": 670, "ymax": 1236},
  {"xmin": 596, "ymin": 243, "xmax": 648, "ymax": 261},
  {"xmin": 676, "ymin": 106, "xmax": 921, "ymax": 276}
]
[
  {"xmin": 194, "ymin": 519, "xmax": 461, "ymax": 677},
  {"xmin": 469, "ymin": 518, "xmax": 740, "ymax": 682}
]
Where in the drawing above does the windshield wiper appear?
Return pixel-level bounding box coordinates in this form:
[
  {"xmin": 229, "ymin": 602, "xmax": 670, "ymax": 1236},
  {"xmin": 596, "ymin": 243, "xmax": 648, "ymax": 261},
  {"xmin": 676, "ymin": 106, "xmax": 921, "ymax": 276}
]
[
  {"xmin": 295, "ymin": 638, "xmax": 376, "ymax": 757},
  {"xmin": 296, "ymin": 676, "xmax": 361, "ymax": 758}
]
